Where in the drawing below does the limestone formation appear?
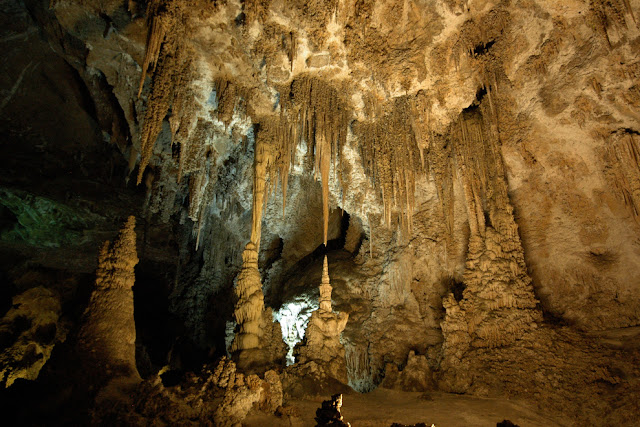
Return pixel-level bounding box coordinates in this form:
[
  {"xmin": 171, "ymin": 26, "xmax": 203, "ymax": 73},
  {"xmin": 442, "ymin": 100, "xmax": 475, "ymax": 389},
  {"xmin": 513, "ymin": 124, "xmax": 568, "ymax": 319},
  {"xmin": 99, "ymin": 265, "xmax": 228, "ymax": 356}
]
[
  {"xmin": 315, "ymin": 393, "xmax": 350, "ymax": 427},
  {"xmin": 381, "ymin": 351, "xmax": 435, "ymax": 392},
  {"xmin": 294, "ymin": 256, "xmax": 349, "ymax": 384},
  {"xmin": 77, "ymin": 216, "xmax": 141, "ymax": 389},
  {"xmin": 5, "ymin": 0, "xmax": 640, "ymax": 424},
  {"xmin": 439, "ymin": 108, "xmax": 542, "ymax": 392},
  {"xmin": 128, "ymin": 357, "xmax": 284, "ymax": 425},
  {"xmin": 231, "ymin": 242, "xmax": 287, "ymax": 370},
  {"xmin": 0, "ymin": 287, "xmax": 65, "ymax": 387}
]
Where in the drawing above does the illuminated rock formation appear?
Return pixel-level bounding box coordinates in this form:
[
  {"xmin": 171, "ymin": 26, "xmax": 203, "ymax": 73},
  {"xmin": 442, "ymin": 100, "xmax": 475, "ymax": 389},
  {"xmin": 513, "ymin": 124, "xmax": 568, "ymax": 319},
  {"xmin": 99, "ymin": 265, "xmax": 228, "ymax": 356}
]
[
  {"xmin": 77, "ymin": 216, "xmax": 140, "ymax": 389},
  {"xmin": 0, "ymin": 287, "xmax": 65, "ymax": 387},
  {"xmin": 293, "ymin": 256, "xmax": 349, "ymax": 384},
  {"xmin": 439, "ymin": 109, "xmax": 541, "ymax": 392},
  {"xmin": 231, "ymin": 135, "xmax": 286, "ymax": 370}
]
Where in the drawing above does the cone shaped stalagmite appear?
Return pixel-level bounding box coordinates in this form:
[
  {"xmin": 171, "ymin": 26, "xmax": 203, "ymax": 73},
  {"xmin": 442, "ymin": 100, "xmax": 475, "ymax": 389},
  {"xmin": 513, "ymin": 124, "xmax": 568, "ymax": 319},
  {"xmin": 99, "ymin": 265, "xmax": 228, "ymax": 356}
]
[
  {"xmin": 319, "ymin": 256, "xmax": 332, "ymax": 313},
  {"xmin": 294, "ymin": 256, "xmax": 349, "ymax": 384},
  {"xmin": 77, "ymin": 216, "xmax": 141, "ymax": 388}
]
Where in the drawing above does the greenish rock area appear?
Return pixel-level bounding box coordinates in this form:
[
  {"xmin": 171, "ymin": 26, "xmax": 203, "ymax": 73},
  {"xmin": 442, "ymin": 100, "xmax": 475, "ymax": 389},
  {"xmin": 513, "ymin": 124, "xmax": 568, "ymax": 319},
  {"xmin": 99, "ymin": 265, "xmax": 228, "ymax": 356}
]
[{"xmin": 0, "ymin": 188, "xmax": 100, "ymax": 248}]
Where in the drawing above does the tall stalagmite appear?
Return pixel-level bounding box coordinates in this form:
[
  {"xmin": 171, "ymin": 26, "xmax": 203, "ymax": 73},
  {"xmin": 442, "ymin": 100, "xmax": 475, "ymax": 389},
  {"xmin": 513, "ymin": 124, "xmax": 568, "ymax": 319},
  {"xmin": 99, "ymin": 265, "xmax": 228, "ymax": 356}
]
[
  {"xmin": 439, "ymin": 107, "xmax": 541, "ymax": 392},
  {"xmin": 294, "ymin": 256, "xmax": 349, "ymax": 384},
  {"xmin": 77, "ymin": 216, "xmax": 141, "ymax": 389}
]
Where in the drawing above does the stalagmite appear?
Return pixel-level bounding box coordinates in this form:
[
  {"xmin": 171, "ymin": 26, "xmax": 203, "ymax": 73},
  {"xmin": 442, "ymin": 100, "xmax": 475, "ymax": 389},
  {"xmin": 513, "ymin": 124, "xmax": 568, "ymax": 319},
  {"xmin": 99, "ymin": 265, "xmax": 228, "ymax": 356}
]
[
  {"xmin": 293, "ymin": 256, "xmax": 349, "ymax": 384},
  {"xmin": 318, "ymin": 256, "xmax": 333, "ymax": 313},
  {"xmin": 439, "ymin": 106, "xmax": 541, "ymax": 392},
  {"xmin": 77, "ymin": 216, "xmax": 141, "ymax": 390}
]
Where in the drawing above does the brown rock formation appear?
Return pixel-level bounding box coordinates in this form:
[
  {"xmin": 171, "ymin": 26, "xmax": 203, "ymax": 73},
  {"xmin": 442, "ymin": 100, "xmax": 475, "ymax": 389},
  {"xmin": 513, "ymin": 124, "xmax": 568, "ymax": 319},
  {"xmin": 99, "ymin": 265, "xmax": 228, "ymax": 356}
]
[
  {"xmin": 381, "ymin": 351, "xmax": 435, "ymax": 392},
  {"xmin": 77, "ymin": 216, "xmax": 140, "ymax": 389},
  {"xmin": 0, "ymin": 287, "xmax": 65, "ymax": 387},
  {"xmin": 439, "ymin": 108, "xmax": 542, "ymax": 392},
  {"xmin": 294, "ymin": 256, "xmax": 349, "ymax": 383}
]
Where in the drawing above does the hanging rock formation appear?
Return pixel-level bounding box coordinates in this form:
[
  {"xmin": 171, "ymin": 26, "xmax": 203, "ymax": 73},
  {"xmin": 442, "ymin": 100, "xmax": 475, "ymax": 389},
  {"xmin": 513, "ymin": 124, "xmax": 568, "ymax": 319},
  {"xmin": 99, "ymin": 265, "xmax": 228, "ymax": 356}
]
[
  {"xmin": 439, "ymin": 106, "xmax": 541, "ymax": 392},
  {"xmin": 77, "ymin": 216, "xmax": 141, "ymax": 391},
  {"xmin": 293, "ymin": 256, "xmax": 349, "ymax": 384}
]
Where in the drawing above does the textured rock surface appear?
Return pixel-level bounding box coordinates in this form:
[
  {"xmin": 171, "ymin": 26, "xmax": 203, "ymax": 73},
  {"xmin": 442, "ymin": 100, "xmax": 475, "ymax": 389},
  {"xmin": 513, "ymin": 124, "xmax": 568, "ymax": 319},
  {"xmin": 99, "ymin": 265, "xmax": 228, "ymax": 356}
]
[
  {"xmin": 117, "ymin": 357, "xmax": 284, "ymax": 426},
  {"xmin": 77, "ymin": 216, "xmax": 140, "ymax": 388},
  {"xmin": 381, "ymin": 351, "xmax": 435, "ymax": 393},
  {"xmin": 293, "ymin": 257, "xmax": 349, "ymax": 383},
  {"xmin": 0, "ymin": 287, "xmax": 65, "ymax": 387}
]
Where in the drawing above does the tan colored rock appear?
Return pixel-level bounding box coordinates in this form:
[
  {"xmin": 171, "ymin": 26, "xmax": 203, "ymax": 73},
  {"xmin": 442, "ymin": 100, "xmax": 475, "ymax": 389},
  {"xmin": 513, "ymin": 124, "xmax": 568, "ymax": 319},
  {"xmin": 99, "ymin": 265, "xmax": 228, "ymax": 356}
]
[
  {"xmin": 306, "ymin": 52, "xmax": 331, "ymax": 68},
  {"xmin": 0, "ymin": 287, "xmax": 65, "ymax": 387},
  {"xmin": 294, "ymin": 256, "xmax": 349, "ymax": 383},
  {"xmin": 77, "ymin": 216, "xmax": 140, "ymax": 388},
  {"xmin": 231, "ymin": 242, "xmax": 265, "ymax": 353},
  {"xmin": 381, "ymin": 351, "xmax": 434, "ymax": 392}
]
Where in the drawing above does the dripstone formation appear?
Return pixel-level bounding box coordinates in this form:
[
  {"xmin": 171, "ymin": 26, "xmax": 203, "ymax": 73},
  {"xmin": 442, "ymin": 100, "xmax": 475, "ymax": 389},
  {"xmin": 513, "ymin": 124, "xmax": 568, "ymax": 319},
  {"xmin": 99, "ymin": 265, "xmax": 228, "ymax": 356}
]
[
  {"xmin": 294, "ymin": 256, "xmax": 349, "ymax": 384},
  {"xmin": 77, "ymin": 216, "xmax": 140, "ymax": 391}
]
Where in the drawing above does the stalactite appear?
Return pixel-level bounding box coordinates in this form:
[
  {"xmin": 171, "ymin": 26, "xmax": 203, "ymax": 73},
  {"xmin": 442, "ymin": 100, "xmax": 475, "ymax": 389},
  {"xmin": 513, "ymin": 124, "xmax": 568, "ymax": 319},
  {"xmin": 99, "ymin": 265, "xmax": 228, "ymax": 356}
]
[
  {"xmin": 252, "ymin": 76, "xmax": 350, "ymax": 244},
  {"xmin": 137, "ymin": 0, "xmax": 178, "ymax": 98},
  {"xmin": 137, "ymin": 0, "xmax": 196, "ymax": 184},
  {"xmin": 355, "ymin": 96, "xmax": 422, "ymax": 234},
  {"xmin": 603, "ymin": 129, "xmax": 640, "ymax": 222},
  {"xmin": 283, "ymin": 76, "xmax": 350, "ymax": 245}
]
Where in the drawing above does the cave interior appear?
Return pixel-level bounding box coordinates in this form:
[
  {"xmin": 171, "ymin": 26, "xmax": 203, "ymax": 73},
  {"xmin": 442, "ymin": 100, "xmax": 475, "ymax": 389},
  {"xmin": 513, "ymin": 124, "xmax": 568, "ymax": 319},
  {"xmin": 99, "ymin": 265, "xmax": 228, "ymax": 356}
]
[{"xmin": 1, "ymin": 0, "xmax": 640, "ymax": 425}]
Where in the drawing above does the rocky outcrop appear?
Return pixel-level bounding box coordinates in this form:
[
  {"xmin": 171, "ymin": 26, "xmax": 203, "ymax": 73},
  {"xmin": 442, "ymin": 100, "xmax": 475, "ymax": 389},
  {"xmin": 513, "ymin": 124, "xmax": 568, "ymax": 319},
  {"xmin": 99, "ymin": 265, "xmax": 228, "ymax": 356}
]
[
  {"xmin": 122, "ymin": 357, "xmax": 283, "ymax": 426},
  {"xmin": 294, "ymin": 257, "xmax": 349, "ymax": 384},
  {"xmin": 315, "ymin": 393, "xmax": 350, "ymax": 427},
  {"xmin": 77, "ymin": 216, "xmax": 140, "ymax": 390},
  {"xmin": 381, "ymin": 351, "xmax": 435, "ymax": 392},
  {"xmin": 0, "ymin": 287, "xmax": 65, "ymax": 387}
]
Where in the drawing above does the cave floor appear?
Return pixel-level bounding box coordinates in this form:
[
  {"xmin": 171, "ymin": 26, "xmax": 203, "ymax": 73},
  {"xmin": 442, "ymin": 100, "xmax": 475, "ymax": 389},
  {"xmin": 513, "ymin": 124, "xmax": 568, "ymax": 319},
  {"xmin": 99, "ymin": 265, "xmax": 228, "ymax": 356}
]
[{"xmin": 243, "ymin": 388, "xmax": 563, "ymax": 426}]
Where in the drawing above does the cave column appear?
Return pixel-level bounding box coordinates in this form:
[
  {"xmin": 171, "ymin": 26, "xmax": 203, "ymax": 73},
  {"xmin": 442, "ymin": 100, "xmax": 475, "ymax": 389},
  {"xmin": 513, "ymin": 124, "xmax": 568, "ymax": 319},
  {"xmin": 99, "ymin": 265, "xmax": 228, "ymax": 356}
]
[{"xmin": 231, "ymin": 133, "xmax": 285, "ymax": 370}]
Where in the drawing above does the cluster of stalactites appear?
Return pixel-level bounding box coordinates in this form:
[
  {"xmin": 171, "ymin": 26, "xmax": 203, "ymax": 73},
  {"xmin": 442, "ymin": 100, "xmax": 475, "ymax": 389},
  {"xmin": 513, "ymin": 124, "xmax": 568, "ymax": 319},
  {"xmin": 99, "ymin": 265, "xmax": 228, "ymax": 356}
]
[
  {"xmin": 355, "ymin": 95, "xmax": 423, "ymax": 234},
  {"xmin": 136, "ymin": 0, "xmax": 197, "ymax": 185},
  {"xmin": 603, "ymin": 129, "xmax": 640, "ymax": 223},
  {"xmin": 254, "ymin": 76, "xmax": 350, "ymax": 246}
]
